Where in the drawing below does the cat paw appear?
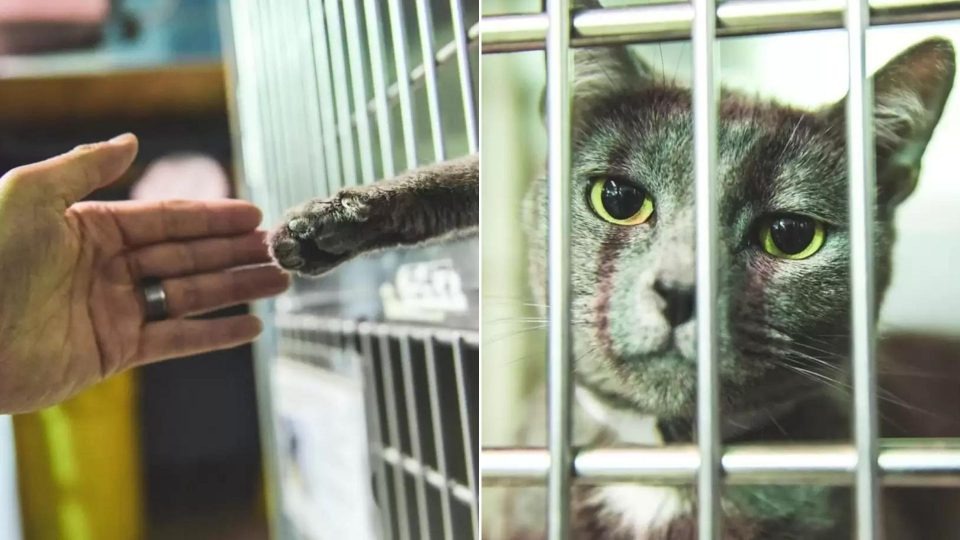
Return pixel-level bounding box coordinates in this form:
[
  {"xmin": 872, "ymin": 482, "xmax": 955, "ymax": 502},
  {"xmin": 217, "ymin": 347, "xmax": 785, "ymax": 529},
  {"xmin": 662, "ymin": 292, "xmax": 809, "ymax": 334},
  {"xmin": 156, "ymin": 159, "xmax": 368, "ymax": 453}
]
[{"xmin": 269, "ymin": 189, "xmax": 377, "ymax": 276}]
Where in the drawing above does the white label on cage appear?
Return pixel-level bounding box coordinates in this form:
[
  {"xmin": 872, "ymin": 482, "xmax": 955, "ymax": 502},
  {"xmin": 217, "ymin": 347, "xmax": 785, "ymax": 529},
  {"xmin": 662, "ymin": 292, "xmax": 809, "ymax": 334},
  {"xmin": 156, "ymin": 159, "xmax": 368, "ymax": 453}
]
[
  {"xmin": 273, "ymin": 359, "xmax": 378, "ymax": 540},
  {"xmin": 380, "ymin": 258, "xmax": 469, "ymax": 322}
]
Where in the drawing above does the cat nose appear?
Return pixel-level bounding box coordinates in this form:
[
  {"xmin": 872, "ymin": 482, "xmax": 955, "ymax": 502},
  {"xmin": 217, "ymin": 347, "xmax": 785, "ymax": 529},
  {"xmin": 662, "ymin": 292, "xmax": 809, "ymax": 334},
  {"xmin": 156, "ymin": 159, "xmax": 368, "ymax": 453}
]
[{"xmin": 653, "ymin": 279, "xmax": 695, "ymax": 327}]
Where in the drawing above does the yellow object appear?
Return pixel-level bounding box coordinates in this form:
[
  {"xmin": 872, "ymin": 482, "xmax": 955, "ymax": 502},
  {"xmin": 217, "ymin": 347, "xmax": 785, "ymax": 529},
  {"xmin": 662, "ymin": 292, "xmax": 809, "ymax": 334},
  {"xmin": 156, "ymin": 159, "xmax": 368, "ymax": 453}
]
[
  {"xmin": 760, "ymin": 215, "xmax": 826, "ymax": 260},
  {"xmin": 589, "ymin": 177, "xmax": 655, "ymax": 226},
  {"xmin": 14, "ymin": 371, "xmax": 144, "ymax": 540}
]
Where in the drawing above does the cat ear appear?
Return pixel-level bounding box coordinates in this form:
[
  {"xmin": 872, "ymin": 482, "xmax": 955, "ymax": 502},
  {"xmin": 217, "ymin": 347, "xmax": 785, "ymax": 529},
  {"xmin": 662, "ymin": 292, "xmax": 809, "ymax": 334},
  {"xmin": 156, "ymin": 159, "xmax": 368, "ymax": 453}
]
[
  {"xmin": 573, "ymin": 46, "xmax": 657, "ymax": 103},
  {"xmin": 826, "ymin": 37, "xmax": 955, "ymax": 207},
  {"xmin": 538, "ymin": 0, "xmax": 660, "ymax": 128},
  {"xmin": 539, "ymin": 46, "xmax": 658, "ymax": 128}
]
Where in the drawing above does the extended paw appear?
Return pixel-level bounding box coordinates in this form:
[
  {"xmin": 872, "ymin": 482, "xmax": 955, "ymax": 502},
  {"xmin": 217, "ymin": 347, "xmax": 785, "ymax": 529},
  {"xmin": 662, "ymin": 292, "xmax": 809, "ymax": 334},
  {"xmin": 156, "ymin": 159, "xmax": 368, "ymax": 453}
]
[{"xmin": 269, "ymin": 189, "xmax": 379, "ymax": 276}]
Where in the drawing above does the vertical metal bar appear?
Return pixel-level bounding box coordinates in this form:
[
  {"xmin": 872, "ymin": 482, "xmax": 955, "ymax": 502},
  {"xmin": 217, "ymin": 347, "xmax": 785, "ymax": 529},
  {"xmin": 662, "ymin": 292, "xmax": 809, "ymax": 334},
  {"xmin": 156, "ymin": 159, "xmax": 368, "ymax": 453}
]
[
  {"xmin": 307, "ymin": 0, "xmax": 343, "ymax": 197},
  {"xmin": 846, "ymin": 0, "xmax": 881, "ymax": 538},
  {"xmin": 378, "ymin": 334, "xmax": 411, "ymax": 540},
  {"xmin": 452, "ymin": 337, "xmax": 479, "ymax": 535},
  {"xmin": 692, "ymin": 0, "xmax": 722, "ymax": 537},
  {"xmin": 293, "ymin": 0, "xmax": 329, "ymax": 199},
  {"xmin": 0, "ymin": 416, "xmax": 21, "ymax": 540},
  {"xmin": 360, "ymin": 332, "xmax": 395, "ymax": 540},
  {"xmin": 386, "ymin": 0, "xmax": 419, "ymax": 169},
  {"xmin": 325, "ymin": 0, "xmax": 361, "ymax": 188},
  {"xmin": 398, "ymin": 336, "xmax": 431, "ymax": 538},
  {"xmin": 424, "ymin": 337, "xmax": 454, "ymax": 538},
  {"xmin": 343, "ymin": 0, "xmax": 377, "ymax": 184},
  {"xmin": 544, "ymin": 0, "xmax": 573, "ymax": 537},
  {"xmin": 364, "ymin": 0, "xmax": 397, "ymax": 178},
  {"xmin": 415, "ymin": 0, "xmax": 447, "ymax": 162},
  {"xmin": 227, "ymin": 0, "xmax": 271, "ymax": 221},
  {"xmin": 263, "ymin": 0, "xmax": 295, "ymax": 210},
  {"xmin": 252, "ymin": 0, "xmax": 282, "ymax": 221},
  {"xmin": 284, "ymin": 0, "xmax": 315, "ymax": 205},
  {"xmin": 449, "ymin": 0, "xmax": 479, "ymax": 153},
  {"xmin": 225, "ymin": 10, "xmax": 286, "ymax": 533}
]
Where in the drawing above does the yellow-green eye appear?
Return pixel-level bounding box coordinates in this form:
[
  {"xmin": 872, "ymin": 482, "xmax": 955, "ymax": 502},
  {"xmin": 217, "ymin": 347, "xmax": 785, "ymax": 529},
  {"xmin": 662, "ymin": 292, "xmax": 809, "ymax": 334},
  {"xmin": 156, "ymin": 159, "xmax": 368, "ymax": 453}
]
[
  {"xmin": 589, "ymin": 177, "xmax": 654, "ymax": 226},
  {"xmin": 760, "ymin": 214, "xmax": 826, "ymax": 260}
]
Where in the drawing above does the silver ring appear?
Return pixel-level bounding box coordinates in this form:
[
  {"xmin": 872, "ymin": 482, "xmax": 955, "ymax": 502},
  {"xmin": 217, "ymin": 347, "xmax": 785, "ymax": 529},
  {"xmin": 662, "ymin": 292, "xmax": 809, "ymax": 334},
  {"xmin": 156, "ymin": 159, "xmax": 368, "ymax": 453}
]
[{"xmin": 142, "ymin": 278, "xmax": 168, "ymax": 322}]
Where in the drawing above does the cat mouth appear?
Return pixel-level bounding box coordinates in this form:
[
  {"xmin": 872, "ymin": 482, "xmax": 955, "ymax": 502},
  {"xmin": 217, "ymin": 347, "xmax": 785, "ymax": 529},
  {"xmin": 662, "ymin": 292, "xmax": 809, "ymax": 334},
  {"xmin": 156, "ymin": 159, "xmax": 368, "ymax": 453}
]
[{"xmin": 621, "ymin": 321, "xmax": 697, "ymax": 364}]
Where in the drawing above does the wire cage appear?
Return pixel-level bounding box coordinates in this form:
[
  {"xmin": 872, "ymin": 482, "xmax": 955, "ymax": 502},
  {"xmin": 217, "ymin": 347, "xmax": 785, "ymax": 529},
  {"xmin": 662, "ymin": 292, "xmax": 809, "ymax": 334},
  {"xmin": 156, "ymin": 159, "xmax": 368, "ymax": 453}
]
[
  {"xmin": 479, "ymin": 1, "xmax": 960, "ymax": 539},
  {"xmin": 224, "ymin": 0, "xmax": 479, "ymax": 538}
]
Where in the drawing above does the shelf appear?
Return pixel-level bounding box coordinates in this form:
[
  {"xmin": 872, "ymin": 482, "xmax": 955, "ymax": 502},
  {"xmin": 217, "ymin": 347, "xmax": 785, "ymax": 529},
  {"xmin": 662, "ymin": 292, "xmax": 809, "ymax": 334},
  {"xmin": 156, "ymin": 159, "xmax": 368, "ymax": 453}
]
[{"xmin": 0, "ymin": 61, "xmax": 226, "ymax": 125}]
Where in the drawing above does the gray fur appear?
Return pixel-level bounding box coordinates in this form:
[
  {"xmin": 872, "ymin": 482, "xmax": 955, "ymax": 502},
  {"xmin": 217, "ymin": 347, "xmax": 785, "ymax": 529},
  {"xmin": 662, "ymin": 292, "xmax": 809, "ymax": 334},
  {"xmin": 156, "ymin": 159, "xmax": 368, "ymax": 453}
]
[
  {"xmin": 271, "ymin": 153, "xmax": 478, "ymax": 276},
  {"xmin": 511, "ymin": 37, "xmax": 954, "ymax": 539}
]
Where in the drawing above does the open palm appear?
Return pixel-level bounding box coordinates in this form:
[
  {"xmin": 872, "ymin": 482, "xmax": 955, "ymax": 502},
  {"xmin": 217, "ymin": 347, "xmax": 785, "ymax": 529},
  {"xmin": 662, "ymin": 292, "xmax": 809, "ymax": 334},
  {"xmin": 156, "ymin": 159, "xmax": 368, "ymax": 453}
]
[{"xmin": 0, "ymin": 134, "xmax": 289, "ymax": 413}]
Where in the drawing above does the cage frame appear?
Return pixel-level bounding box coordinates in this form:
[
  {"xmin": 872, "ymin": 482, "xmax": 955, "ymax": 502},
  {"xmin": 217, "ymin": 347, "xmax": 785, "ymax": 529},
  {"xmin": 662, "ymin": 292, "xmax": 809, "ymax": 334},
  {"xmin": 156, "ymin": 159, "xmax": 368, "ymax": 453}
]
[
  {"xmin": 478, "ymin": 1, "xmax": 960, "ymax": 540},
  {"xmin": 225, "ymin": 0, "xmax": 481, "ymax": 539}
]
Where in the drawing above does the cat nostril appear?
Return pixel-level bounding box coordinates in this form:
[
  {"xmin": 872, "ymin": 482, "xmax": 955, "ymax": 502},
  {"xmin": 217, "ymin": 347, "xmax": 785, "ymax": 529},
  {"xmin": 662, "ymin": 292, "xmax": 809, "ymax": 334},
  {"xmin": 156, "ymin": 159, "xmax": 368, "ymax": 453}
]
[{"xmin": 653, "ymin": 279, "xmax": 696, "ymax": 327}]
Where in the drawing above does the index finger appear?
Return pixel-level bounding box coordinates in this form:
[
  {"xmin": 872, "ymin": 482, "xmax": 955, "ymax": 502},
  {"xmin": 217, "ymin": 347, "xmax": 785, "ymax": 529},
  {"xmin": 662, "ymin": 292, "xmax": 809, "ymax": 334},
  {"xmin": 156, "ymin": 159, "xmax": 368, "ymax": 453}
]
[{"xmin": 79, "ymin": 199, "xmax": 263, "ymax": 247}]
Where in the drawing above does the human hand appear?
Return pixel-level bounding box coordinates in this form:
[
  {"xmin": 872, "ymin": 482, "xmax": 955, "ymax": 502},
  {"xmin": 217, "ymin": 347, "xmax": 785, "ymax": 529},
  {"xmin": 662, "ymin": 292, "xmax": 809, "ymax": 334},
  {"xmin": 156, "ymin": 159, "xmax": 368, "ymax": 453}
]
[{"xmin": 0, "ymin": 134, "xmax": 289, "ymax": 413}]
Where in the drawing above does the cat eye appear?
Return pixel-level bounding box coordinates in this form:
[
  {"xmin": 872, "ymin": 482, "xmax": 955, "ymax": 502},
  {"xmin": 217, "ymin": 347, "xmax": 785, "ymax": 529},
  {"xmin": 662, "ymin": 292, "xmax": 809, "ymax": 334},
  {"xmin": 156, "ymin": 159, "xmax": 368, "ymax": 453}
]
[
  {"xmin": 588, "ymin": 177, "xmax": 654, "ymax": 226},
  {"xmin": 759, "ymin": 214, "xmax": 826, "ymax": 260}
]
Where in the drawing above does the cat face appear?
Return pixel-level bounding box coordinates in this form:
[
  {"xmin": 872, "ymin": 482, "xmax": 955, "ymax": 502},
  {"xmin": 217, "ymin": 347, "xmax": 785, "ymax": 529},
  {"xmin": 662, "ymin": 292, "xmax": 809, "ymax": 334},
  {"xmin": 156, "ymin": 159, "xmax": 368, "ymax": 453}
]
[{"xmin": 525, "ymin": 39, "xmax": 955, "ymax": 421}]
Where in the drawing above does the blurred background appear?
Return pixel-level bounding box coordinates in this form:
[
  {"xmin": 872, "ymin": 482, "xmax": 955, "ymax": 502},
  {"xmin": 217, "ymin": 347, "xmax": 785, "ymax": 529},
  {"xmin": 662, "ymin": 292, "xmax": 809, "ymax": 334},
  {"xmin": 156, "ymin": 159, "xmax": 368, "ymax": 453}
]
[
  {"xmin": 481, "ymin": 0, "xmax": 960, "ymax": 535},
  {"xmin": 0, "ymin": 1, "xmax": 266, "ymax": 539}
]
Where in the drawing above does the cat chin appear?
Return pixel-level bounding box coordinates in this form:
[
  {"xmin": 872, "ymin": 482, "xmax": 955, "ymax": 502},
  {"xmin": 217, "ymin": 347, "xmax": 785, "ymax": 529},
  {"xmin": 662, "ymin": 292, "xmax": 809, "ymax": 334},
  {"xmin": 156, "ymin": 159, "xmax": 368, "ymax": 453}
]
[{"xmin": 578, "ymin": 355, "xmax": 698, "ymax": 419}]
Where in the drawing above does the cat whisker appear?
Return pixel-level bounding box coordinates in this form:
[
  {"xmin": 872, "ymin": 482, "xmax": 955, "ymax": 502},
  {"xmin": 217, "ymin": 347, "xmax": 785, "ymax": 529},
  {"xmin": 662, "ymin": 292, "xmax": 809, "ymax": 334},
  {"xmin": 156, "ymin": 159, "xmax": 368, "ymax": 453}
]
[
  {"xmin": 773, "ymin": 353, "xmax": 956, "ymax": 425},
  {"xmin": 658, "ymin": 43, "xmax": 665, "ymax": 86},
  {"xmin": 877, "ymin": 369, "xmax": 960, "ymax": 381}
]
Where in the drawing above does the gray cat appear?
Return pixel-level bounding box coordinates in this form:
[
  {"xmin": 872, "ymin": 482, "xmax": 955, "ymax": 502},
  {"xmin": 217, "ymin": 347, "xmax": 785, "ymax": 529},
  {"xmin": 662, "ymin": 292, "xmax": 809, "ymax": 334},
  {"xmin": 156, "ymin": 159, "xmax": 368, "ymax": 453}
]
[
  {"xmin": 268, "ymin": 27, "xmax": 957, "ymax": 540},
  {"xmin": 505, "ymin": 35, "xmax": 956, "ymax": 540}
]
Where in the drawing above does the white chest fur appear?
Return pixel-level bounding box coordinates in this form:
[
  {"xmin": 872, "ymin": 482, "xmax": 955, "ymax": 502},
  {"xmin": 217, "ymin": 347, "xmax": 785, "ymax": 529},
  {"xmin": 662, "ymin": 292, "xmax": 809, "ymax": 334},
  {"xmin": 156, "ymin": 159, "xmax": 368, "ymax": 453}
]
[{"xmin": 575, "ymin": 387, "xmax": 690, "ymax": 536}]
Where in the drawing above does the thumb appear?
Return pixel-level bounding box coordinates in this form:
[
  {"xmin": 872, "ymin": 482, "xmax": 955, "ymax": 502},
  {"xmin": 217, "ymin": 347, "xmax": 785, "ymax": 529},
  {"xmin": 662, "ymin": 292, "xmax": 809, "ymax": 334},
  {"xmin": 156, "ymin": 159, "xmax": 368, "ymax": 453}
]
[{"xmin": 3, "ymin": 133, "xmax": 139, "ymax": 206}]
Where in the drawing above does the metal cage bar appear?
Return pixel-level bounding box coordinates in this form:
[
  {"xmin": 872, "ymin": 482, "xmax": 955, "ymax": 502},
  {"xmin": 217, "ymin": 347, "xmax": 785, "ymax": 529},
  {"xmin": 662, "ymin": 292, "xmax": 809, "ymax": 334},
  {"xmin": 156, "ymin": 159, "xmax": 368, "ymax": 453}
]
[
  {"xmin": 481, "ymin": 442, "xmax": 960, "ymax": 486},
  {"xmin": 479, "ymin": 1, "xmax": 960, "ymax": 539},
  {"xmin": 343, "ymin": 0, "xmax": 377, "ymax": 184},
  {"xmin": 364, "ymin": 0, "xmax": 398, "ymax": 178},
  {"xmin": 845, "ymin": 0, "xmax": 882, "ymax": 537},
  {"xmin": 479, "ymin": 0, "xmax": 960, "ymax": 52},
  {"xmin": 544, "ymin": 1, "xmax": 574, "ymax": 539},
  {"xmin": 398, "ymin": 336, "xmax": 432, "ymax": 538},
  {"xmin": 254, "ymin": 0, "xmax": 284, "ymax": 221},
  {"xmin": 325, "ymin": 0, "xmax": 360, "ymax": 188},
  {"xmin": 416, "ymin": 0, "xmax": 448, "ymax": 162},
  {"xmin": 306, "ymin": 0, "xmax": 342, "ymax": 197},
  {"xmin": 359, "ymin": 332, "xmax": 396, "ymax": 540},
  {"xmin": 450, "ymin": 0, "xmax": 479, "ymax": 153},
  {"xmin": 378, "ymin": 333, "xmax": 413, "ymax": 540},
  {"xmin": 228, "ymin": 2, "xmax": 479, "ymax": 539},
  {"xmin": 453, "ymin": 337, "xmax": 480, "ymax": 534},
  {"xmin": 387, "ymin": 0, "xmax": 420, "ymax": 169},
  {"xmin": 692, "ymin": 0, "xmax": 722, "ymax": 536},
  {"xmin": 425, "ymin": 337, "xmax": 455, "ymax": 538},
  {"xmin": 273, "ymin": 314, "xmax": 480, "ymax": 538},
  {"xmin": 0, "ymin": 416, "xmax": 20, "ymax": 540},
  {"xmin": 293, "ymin": 0, "xmax": 328, "ymax": 201}
]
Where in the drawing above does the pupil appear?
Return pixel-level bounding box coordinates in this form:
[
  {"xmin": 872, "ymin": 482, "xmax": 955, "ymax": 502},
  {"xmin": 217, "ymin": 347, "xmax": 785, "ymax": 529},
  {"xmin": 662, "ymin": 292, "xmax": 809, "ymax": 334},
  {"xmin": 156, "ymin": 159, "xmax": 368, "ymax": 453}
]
[
  {"xmin": 770, "ymin": 216, "xmax": 814, "ymax": 254},
  {"xmin": 601, "ymin": 179, "xmax": 644, "ymax": 220}
]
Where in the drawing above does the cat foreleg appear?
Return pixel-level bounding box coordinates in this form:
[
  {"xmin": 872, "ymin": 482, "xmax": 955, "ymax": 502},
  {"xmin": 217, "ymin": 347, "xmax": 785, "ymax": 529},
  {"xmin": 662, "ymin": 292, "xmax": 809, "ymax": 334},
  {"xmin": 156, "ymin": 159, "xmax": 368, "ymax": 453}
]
[{"xmin": 270, "ymin": 153, "xmax": 479, "ymax": 276}]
